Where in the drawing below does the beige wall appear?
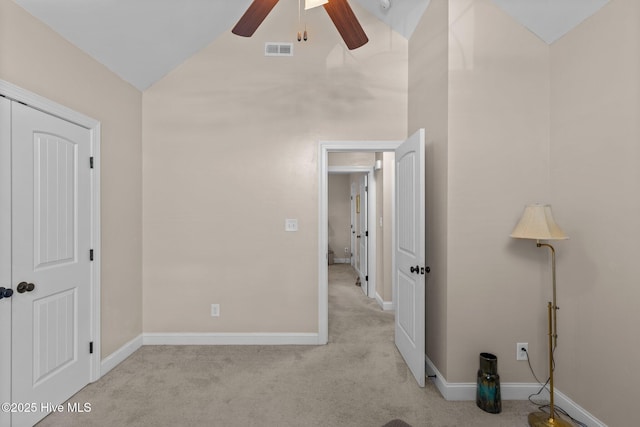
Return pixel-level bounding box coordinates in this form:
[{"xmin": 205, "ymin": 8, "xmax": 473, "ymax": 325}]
[
  {"xmin": 378, "ymin": 152, "xmax": 395, "ymax": 302},
  {"xmin": 375, "ymin": 154, "xmax": 384, "ymax": 299},
  {"xmin": 142, "ymin": 0, "xmax": 407, "ymax": 333},
  {"xmin": 328, "ymin": 174, "xmax": 351, "ymax": 261},
  {"xmin": 446, "ymin": 0, "xmax": 551, "ymax": 383},
  {"xmin": 328, "ymin": 152, "xmax": 375, "ymax": 167},
  {"xmin": 408, "ymin": 0, "xmax": 450, "ymax": 376},
  {"xmin": 0, "ymin": 0, "xmax": 143, "ymax": 358},
  {"xmin": 410, "ymin": 0, "xmax": 639, "ymax": 424},
  {"xmin": 411, "ymin": 0, "xmax": 551, "ymax": 383},
  {"xmin": 549, "ymin": 1, "xmax": 640, "ymax": 425}
]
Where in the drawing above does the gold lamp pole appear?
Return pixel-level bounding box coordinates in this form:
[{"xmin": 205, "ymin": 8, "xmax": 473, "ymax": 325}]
[{"xmin": 511, "ymin": 204, "xmax": 572, "ymax": 427}]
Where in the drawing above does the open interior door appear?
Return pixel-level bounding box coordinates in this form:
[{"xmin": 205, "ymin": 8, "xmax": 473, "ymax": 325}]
[
  {"xmin": 358, "ymin": 174, "xmax": 368, "ymax": 296},
  {"xmin": 394, "ymin": 129, "xmax": 426, "ymax": 387}
]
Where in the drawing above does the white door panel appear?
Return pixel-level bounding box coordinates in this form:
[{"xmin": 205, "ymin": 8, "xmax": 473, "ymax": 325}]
[
  {"xmin": 394, "ymin": 129, "xmax": 426, "ymax": 387},
  {"xmin": 11, "ymin": 102, "xmax": 92, "ymax": 427}
]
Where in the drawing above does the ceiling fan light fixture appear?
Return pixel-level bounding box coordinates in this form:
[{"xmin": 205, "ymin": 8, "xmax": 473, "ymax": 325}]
[
  {"xmin": 234, "ymin": 0, "xmax": 367, "ymax": 50},
  {"xmin": 305, "ymin": 0, "xmax": 329, "ymax": 10}
]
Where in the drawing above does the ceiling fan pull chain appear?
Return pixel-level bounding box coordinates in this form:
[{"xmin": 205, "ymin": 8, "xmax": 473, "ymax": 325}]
[
  {"xmin": 298, "ymin": 0, "xmax": 302, "ymax": 42},
  {"xmin": 233, "ymin": 0, "xmax": 367, "ymax": 50}
]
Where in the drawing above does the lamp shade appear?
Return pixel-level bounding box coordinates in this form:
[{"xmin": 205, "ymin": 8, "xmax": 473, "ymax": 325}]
[{"xmin": 510, "ymin": 204, "xmax": 568, "ymax": 241}]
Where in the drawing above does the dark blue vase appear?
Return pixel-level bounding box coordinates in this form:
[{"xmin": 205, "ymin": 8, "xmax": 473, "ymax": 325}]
[{"xmin": 476, "ymin": 352, "xmax": 501, "ymax": 414}]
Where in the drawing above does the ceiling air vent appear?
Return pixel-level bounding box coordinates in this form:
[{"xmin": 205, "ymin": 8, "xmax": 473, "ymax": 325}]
[{"xmin": 265, "ymin": 42, "xmax": 293, "ymax": 57}]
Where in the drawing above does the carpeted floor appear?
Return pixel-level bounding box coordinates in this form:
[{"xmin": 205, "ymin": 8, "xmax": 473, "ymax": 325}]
[{"xmin": 37, "ymin": 264, "xmax": 534, "ymax": 426}]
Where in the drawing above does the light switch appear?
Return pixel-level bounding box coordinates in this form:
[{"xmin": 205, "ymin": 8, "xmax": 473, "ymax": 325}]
[{"xmin": 285, "ymin": 219, "xmax": 298, "ymax": 232}]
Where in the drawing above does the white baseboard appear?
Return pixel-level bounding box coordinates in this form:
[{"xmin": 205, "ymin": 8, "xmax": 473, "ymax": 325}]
[
  {"xmin": 100, "ymin": 334, "xmax": 143, "ymax": 376},
  {"xmin": 425, "ymin": 356, "xmax": 607, "ymax": 427},
  {"xmin": 553, "ymin": 388, "xmax": 608, "ymax": 427},
  {"xmin": 99, "ymin": 333, "xmax": 318, "ymax": 378},
  {"xmin": 143, "ymin": 332, "xmax": 320, "ymax": 346},
  {"xmin": 375, "ymin": 292, "xmax": 393, "ymax": 311}
]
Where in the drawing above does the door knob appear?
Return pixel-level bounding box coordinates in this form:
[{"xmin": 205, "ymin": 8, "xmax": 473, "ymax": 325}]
[
  {"xmin": 0, "ymin": 287, "xmax": 13, "ymax": 299},
  {"xmin": 410, "ymin": 265, "xmax": 420, "ymax": 273},
  {"xmin": 16, "ymin": 282, "xmax": 35, "ymax": 293}
]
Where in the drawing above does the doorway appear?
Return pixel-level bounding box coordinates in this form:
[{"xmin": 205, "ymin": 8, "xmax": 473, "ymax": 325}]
[
  {"xmin": 319, "ymin": 131, "xmax": 426, "ymax": 387},
  {"xmin": 318, "ymin": 140, "xmax": 402, "ymax": 344}
]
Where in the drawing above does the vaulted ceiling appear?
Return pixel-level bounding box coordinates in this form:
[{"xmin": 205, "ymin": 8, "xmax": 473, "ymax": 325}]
[{"xmin": 13, "ymin": 0, "xmax": 609, "ymax": 91}]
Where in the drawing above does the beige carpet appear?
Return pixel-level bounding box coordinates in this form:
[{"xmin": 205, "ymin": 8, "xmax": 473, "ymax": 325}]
[{"xmin": 38, "ymin": 264, "xmax": 533, "ymax": 426}]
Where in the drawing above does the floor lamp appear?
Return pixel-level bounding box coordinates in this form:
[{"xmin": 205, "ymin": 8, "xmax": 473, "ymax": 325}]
[{"xmin": 511, "ymin": 204, "xmax": 572, "ymax": 427}]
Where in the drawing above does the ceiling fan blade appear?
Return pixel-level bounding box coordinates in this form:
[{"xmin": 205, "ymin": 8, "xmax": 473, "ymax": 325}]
[
  {"xmin": 232, "ymin": 0, "xmax": 280, "ymax": 37},
  {"xmin": 323, "ymin": 0, "xmax": 368, "ymax": 50}
]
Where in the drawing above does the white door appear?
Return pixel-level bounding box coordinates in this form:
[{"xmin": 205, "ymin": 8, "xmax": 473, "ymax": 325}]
[
  {"xmin": 11, "ymin": 101, "xmax": 93, "ymax": 426},
  {"xmin": 350, "ymin": 181, "xmax": 356, "ymax": 268},
  {"xmin": 394, "ymin": 129, "xmax": 426, "ymax": 387},
  {"xmin": 358, "ymin": 174, "xmax": 368, "ymax": 296}
]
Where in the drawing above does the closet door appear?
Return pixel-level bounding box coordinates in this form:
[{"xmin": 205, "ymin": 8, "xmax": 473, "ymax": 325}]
[{"xmin": 10, "ymin": 101, "xmax": 93, "ymax": 427}]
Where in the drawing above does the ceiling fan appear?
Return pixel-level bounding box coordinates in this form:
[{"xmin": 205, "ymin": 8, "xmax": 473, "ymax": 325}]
[{"xmin": 232, "ymin": 0, "xmax": 369, "ymax": 50}]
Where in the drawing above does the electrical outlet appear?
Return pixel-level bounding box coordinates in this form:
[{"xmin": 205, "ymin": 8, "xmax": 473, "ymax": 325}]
[
  {"xmin": 517, "ymin": 342, "xmax": 528, "ymax": 360},
  {"xmin": 211, "ymin": 304, "xmax": 220, "ymax": 317}
]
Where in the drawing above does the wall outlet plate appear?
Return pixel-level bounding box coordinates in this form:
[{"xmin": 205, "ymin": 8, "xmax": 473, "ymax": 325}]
[
  {"xmin": 211, "ymin": 304, "xmax": 220, "ymax": 317},
  {"xmin": 517, "ymin": 342, "xmax": 528, "ymax": 360}
]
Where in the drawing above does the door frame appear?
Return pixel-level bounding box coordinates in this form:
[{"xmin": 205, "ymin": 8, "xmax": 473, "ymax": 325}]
[
  {"xmin": 0, "ymin": 81, "xmax": 102, "ymax": 411},
  {"xmin": 318, "ymin": 140, "xmax": 401, "ymax": 344}
]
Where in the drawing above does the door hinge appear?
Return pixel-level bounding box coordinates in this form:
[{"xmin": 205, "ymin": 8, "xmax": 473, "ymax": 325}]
[
  {"xmin": 89, "ymin": 341, "xmax": 94, "ymax": 354},
  {"xmin": 90, "ymin": 157, "xmax": 94, "ymax": 169},
  {"xmin": 365, "ymin": 231, "xmax": 368, "ymax": 237},
  {"xmin": 365, "ymin": 275, "xmax": 368, "ymax": 281},
  {"xmin": 90, "ymin": 249, "xmax": 94, "ymax": 261}
]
